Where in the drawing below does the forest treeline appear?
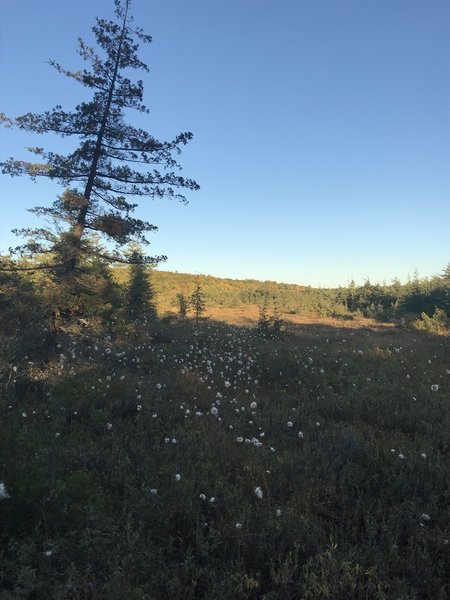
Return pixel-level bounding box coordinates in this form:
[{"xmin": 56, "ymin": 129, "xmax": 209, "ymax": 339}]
[
  {"xmin": 1, "ymin": 257, "xmax": 449, "ymax": 340},
  {"xmin": 1, "ymin": 0, "xmax": 447, "ymax": 337},
  {"xmin": 114, "ymin": 264, "xmax": 450, "ymax": 327}
]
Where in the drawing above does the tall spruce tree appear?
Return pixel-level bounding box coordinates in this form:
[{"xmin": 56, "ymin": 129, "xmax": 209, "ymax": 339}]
[{"xmin": 0, "ymin": 0, "xmax": 199, "ymax": 275}]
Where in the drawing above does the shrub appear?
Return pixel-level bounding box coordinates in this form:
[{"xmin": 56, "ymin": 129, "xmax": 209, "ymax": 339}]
[{"xmin": 413, "ymin": 308, "xmax": 449, "ymax": 334}]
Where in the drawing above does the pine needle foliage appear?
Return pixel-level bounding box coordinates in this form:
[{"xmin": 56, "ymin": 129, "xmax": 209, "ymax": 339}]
[
  {"xmin": 176, "ymin": 292, "xmax": 189, "ymax": 318},
  {"xmin": 126, "ymin": 246, "xmax": 157, "ymax": 322},
  {"xmin": 191, "ymin": 276, "xmax": 206, "ymax": 323},
  {"xmin": 0, "ymin": 0, "xmax": 199, "ymax": 275}
]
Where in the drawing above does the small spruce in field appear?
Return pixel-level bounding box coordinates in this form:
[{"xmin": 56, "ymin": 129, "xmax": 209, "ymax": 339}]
[
  {"xmin": 191, "ymin": 276, "xmax": 206, "ymax": 322},
  {"xmin": 176, "ymin": 292, "xmax": 189, "ymax": 318},
  {"xmin": 257, "ymin": 291, "xmax": 281, "ymax": 336},
  {"xmin": 126, "ymin": 244, "xmax": 157, "ymax": 322},
  {"xmin": 257, "ymin": 291, "xmax": 271, "ymax": 334}
]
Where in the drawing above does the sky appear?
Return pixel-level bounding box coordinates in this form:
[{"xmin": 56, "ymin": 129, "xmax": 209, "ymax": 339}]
[{"xmin": 0, "ymin": 0, "xmax": 449, "ymax": 287}]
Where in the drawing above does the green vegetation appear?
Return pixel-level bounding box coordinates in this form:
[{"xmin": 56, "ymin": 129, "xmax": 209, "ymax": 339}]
[
  {"xmin": 113, "ymin": 265, "xmax": 450, "ymax": 329},
  {"xmin": 0, "ymin": 264, "xmax": 449, "ymax": 598},
  {"xmin": 190, "ymin": 276, "xmax": 206, "ymax": 323},
  {"xmin": 125, "ymin": 246, "xmax": 157, "ymax": 323},
  {"xmin": 0, "ymin": 0, "xmax": 198, "ymax": 275},
  {"xmin": 0, "ymin": 1, "xmax": 448, "ymax": 596}
]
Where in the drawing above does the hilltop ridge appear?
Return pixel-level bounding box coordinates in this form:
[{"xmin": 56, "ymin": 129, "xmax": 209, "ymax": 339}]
[{"xmin": 112, "ymin": 266, "xmax": 449, "ymax": 329}]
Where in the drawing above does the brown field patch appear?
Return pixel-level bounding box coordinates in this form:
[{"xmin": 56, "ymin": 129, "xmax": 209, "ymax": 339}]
[{"xmin": 163, "ymin": 303, "xmax": 398, "ymax": 331}]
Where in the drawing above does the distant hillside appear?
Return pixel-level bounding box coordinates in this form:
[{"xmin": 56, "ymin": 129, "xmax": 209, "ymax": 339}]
[
  {"xmin": 112, "ymin": 266, "xmax": 450, "ymax": 329},
  {"xmin": 2, "ymin": 256, "xmax": 447, "ymax": 329},
  {"xmin": 113, "ymin": 268, "xmax": 322, "ymax": 314}
]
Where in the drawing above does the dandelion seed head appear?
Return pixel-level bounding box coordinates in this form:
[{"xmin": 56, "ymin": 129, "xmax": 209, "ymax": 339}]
[
  {"xmin": 254, "ymin": 486, "xmax": 263, "ymax": 499},
  {"xmin": 0, "ymin": 483, "xmax": 10, "ymax": 500}
]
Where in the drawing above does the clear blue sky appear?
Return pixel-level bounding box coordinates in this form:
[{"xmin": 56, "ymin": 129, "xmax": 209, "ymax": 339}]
[{"xmin": 1, "ymin": 0, "xmax": 449, "ymax": 287}]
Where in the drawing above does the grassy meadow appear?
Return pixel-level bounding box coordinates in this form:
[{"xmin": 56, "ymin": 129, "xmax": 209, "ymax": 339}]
[
  {"xmin": 1, "ymin": 286, "xmax": 449, "ymax": 599},
  {"xmin": 1, "ymin": 0, "xmax": 448, "ymax": 594}
]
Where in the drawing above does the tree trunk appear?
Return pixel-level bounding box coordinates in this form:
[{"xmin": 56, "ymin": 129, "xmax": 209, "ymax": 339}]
[{"xmin": 65, "ymin": 3, "xmax": 129, "ymax": 274}]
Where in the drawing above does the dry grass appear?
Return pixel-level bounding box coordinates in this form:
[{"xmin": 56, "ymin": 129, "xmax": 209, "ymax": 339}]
[{"xmin": 164, "ymin": 302, "xmax": 397, "ymax": 331}]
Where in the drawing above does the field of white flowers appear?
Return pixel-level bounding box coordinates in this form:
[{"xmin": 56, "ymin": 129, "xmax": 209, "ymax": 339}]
[{"xmin": 1, "ymin": 317, "xmax": 449, "ymax": 599}]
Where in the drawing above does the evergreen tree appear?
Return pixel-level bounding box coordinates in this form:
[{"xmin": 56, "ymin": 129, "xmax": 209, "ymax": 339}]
[
  {"xmin": 191, "ymin": 277, "xmax": 205, "ymax": 323},
  {"xmin": 257, "ymin": 291, "xmax": 281, "ymax": 336},
  {"xmin": 441, "ymin": 263, "xmax": 450, "ymax": 283},
  {"xmin": 257, "ymin": 291, "xmax": 271, "ymax": 334},
  {"xmin": 176, "ymin": 292, "xmax": 189, "ymax": 318},
  {"xmin": 126, "ymin": 246, "xmax": 156, "ymax": 322},
  {"xmin": 1, "ymin": 0, "xmax": 199, "ymax": 276}
]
